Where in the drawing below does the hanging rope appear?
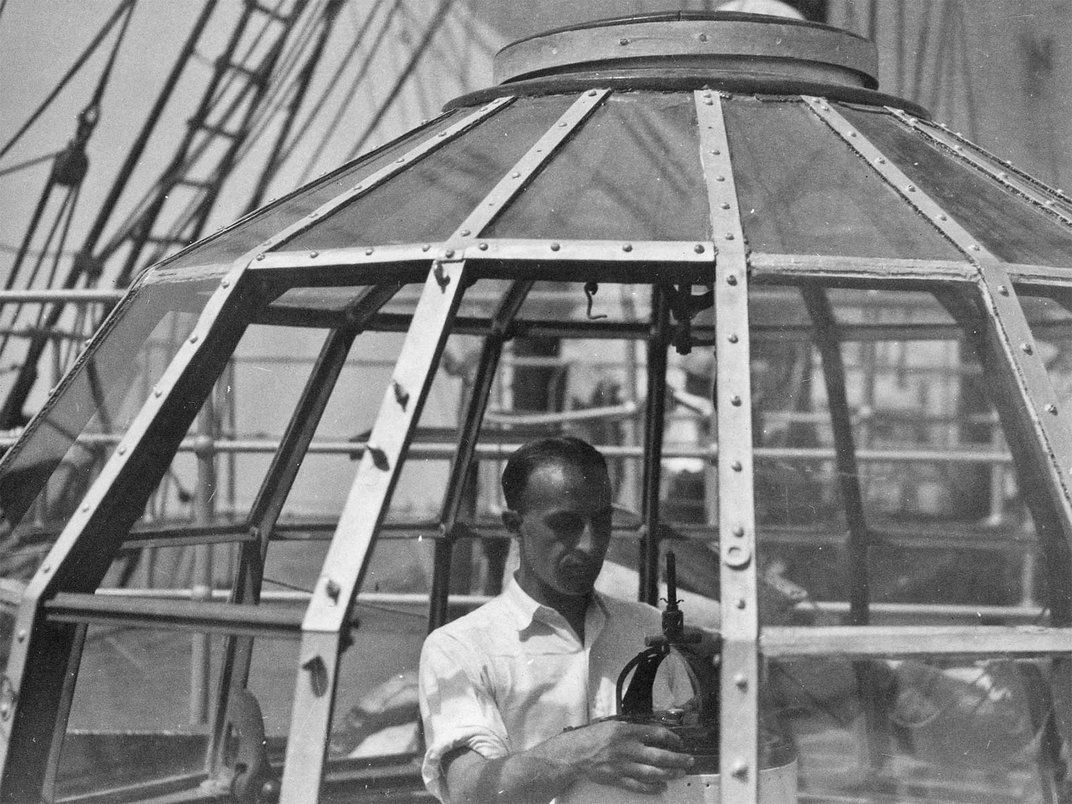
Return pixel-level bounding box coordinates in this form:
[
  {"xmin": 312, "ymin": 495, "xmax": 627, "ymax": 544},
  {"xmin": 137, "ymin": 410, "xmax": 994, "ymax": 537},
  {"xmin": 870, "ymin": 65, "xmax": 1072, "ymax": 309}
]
[
  {"xmin": 0, "ymin": 0, "xmax": 135, "ymax": 164},
  {"xmin": 276, "ymin": 0, "xmax": 390, "ymax": 169},
  {"xmin": 297, "ymin": 0, "xmax": 405, "ymax": 182},
  {"xmin": 345, "ymin": 0, "xmax": 458, "ymax": 160}
]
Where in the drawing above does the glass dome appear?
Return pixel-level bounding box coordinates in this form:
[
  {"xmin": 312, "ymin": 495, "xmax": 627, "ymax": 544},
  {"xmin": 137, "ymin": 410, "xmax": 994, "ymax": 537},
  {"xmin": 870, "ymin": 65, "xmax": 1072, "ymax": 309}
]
[{"xmin": 2, "ymin": 11, "xmax": 1072, "ymax": 803}]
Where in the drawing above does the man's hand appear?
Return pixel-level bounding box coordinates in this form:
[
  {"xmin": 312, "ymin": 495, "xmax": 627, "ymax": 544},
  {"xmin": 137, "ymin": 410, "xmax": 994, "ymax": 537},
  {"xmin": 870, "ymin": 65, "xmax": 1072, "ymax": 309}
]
[
  {"xmin": 547, "ymin": 720, "xmax": 694, "ymax": 795},
  {"xmin": 442, "ymin": 720, "xmax": 694, "ymax": 803}
]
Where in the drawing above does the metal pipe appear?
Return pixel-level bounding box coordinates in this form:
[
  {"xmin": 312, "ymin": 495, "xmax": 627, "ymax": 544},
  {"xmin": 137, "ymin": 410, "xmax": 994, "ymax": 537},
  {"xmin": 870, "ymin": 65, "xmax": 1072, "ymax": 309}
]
[
  {"xmin": 639, "ymin": 287, "xmax": 669, "ymax": 605},
  {"xmin": 189, "ymin": 401, "xmax": 216, "ymax": 725}
]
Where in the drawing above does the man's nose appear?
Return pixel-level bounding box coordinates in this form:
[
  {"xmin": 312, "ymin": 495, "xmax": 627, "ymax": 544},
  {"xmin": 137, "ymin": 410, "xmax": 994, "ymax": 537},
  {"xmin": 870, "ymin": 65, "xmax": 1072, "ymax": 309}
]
[{"xmin": 576, "ymin": 519, "xmax": 599, "ymax": 553}]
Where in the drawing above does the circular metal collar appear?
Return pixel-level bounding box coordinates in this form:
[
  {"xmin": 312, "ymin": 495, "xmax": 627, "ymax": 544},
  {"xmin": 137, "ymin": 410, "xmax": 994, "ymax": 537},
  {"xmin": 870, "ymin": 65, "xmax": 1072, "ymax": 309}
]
[{"xmin": 494, "ymin": 11, "xmax": 879, "ymax": 90}]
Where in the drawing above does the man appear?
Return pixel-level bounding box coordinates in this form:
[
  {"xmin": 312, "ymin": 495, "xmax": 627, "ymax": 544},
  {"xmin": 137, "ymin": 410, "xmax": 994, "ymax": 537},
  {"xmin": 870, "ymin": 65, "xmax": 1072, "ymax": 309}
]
[{"xmin": 418, "ymin": 436, "xmax": 698, "ymax": 803}]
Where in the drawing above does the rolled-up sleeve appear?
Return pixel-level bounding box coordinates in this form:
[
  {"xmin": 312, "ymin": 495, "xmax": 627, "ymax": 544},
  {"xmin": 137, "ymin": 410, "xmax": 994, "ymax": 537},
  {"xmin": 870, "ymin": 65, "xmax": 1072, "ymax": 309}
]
[{"xmin": 418, "ymin": 631, "xmax": 511, "ymax": 802}]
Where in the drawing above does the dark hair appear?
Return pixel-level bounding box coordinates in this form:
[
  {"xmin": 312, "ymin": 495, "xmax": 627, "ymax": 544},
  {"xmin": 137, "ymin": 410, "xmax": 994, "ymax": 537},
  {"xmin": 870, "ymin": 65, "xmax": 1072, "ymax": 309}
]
[{"xmin": 501, "ymin": 436, "xmax": 608, "ymax": 512}]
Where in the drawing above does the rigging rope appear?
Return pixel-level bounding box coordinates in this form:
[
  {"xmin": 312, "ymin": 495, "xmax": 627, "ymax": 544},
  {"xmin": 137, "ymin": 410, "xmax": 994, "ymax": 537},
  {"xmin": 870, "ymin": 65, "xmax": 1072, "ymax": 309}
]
[
  {"xmin": 0, "ymin": 0, "xmax": 135, "ymax": 164},
  {"xmin": 276, "ymin": 0, "xmax": 390, "ymax": 169},
  {"xmin": 297, "ymin": 0, "xmax": 405, "ymax": 183},
  {"xmin": 344, "ymin": 0, "xmax": 457, "ymax": 160}
]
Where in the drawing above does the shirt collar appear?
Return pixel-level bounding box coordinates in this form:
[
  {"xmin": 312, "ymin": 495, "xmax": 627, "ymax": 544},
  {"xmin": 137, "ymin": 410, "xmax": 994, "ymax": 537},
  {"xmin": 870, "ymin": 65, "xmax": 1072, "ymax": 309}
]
[{"xmin": 502, "ymin": 574, "xmax": 608, "ymax": 640}]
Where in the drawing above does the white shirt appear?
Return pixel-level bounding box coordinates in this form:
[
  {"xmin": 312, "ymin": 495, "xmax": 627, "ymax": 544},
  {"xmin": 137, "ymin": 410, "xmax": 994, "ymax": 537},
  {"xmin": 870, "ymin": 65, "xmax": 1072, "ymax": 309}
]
[{"xmin": 418, "ymin": 576, "xmax": 693, "ymax": 802}]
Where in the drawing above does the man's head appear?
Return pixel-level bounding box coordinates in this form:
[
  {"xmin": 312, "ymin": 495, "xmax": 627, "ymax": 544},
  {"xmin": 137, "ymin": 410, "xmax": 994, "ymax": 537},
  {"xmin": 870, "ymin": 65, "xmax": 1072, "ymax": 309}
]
[{"xmin": 501, "ymin": 437, "xmax": 613, "ymax": 602}]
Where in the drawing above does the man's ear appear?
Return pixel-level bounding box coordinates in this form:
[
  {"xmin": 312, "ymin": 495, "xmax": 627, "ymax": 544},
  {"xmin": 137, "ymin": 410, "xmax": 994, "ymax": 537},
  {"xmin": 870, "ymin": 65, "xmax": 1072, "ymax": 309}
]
[{"xmin": 502, "ymin": 509, "xmax": 521, "ymax": 534}]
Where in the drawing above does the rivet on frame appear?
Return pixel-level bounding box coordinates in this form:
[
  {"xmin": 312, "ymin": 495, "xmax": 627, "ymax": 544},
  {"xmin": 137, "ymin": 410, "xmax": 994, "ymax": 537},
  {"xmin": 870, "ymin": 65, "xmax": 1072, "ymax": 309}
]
[
  {"xmin": 731, "ymin": 460, "xmax": 742, "ymax": 472},
  {"xmin": 736, "ymin": 598, "xmax": 746, "ymax": 609},
  {"xmin": 619, "ymin": 37, "xmax": 629, "ymax": 45},
  {"xmin": 876, "ymin": 157, "xmax": 886, "ymax": 165},
  {"xmin": 395, "ymin": 158, "xmax": 405, "ymax": 164},
  {"xmin": 117, "ymin": 445, "xmax": 126, "ymax": 456},
  {"xmin": 998, "ymin": 171, "xmax": 1008, "ymax": 179},
  {"xmin": 478, "ymin": 242, "xmax": 488, "ymax": 251},
  {"xmin": 81, "ymin": 503, "xmax": 90, "ymax": 512},
  {"xmin": 1047, "ymin": 200, "xmax": 1056, "ymax": 206},
  {"xmin": 728, "ymin": 333, "xmax": 739, "ymax": 343},
  {"xmin": 16, "ymin": 630, "xmax": 26, "ymax": 642},
  {"xmin": 221, "ymin": 279, "xmax": 230, "ymax": 288},
  {"xmin": 997, "ymin": 285, "xmax": 1009, "ymax": 296},
  {"xmin": 460, "ymin": 229, "xmax": 471, "ymax": 237},
  {"xmin": 558, "ymin": 122, "xmax": 568, "ymax": 128},
  {"xmin": 732, "ymin": 525, "xmax": 745, "ymax": 537},
  {"xmin": 1047, "ymin": 403, "xmax": 1058, "ymax": 414},
  {"xmin": 365, "ymin": 247, "xmax": 374, "ymax": 256},
  {"xmin": 309, "ymin": 251, "xmax": 319, "ymax": 258},
  {"xmin": 694, "ymin": 244, "xmax": 705, "ymax": 254},
  {"xmin": 255, "ymin": 254, "xmax": 265, "ymax": 261},
  {"xmin": 154, "ymin": 387, "xmax": 162, "ymax": 398},
  {"xmin": 720, "ymin": 202, "xmax": 731, "ymax": 210},
  {"xmin": 1021, "ymin": 342, "xmax": 1033, "ymax": 355},
  {"xmin": 734, "ymin": 674, "xmax": 748, "ymax": 690},
  {"xmin": 622, "ymin": 243, "xmax": 633, "ymax": 253},
  {"xmin": 730, "ymin": 395, "xmax": 741, "ymax": 406},
  {"xmin": 445, "ymin": 249, "xmax": 455, "ymax": 259},
  {"xmin": 550, "ymin": 242, "xmax": 561, "ymax": 252},
  {"xmin": 511, "ymin": 171, "xmax": 521, "ymax": 178},
  {"xmin": 848, "ymin": 131, "xmax": 857, "ymax": 138},
  {"xmin": 711, "ymin": 149, "xmax": 721, "ymax": 156},
  {"xmin": 588, "ymin": 89, "xmax": 599, "ymax": 97},
  {"xmin": 732, "ymin": 762, "xmax": 749, "ymax": 779},
  {"xmin": 725, "ymin": 233, "xmax": 735, "ymax": 241},
  {"xmin": 971, "ymin": 244, "xmax": 981, "ymax": 251},
  {"xmin": 422, "ymin": 244, "xmax": 431, "ymax": 252},
  {"xmin": 938, "ymin": 214, "xmax": 948, "ymax": 221},
  {"xmin": 42, "ymin": 565, "xmax": 50, "ymax": 574},
  {"xmin": 726, "ymin": 275, "xmax": 738, "ymax": 286},
  {"xmin": 906, "ymin": 184, "xmax": 916, "ymax": 192},
  {"xmin": 699, "ymin": 33, "xmax": 709, "ymax": 42},
  {"xmin": 715, "ymin": 175, "xmax": 726, "ymax": 182},
  {"xmin": 190, "ymin": 334, "xmax": 199, "ymax": 344}
]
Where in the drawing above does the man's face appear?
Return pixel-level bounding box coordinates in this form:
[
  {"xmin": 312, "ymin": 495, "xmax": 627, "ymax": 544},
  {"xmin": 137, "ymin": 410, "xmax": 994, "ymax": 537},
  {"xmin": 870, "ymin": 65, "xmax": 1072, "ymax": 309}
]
[{"xmin": 508, "ymin": 459, "xmax": 613, "ymax": 601}]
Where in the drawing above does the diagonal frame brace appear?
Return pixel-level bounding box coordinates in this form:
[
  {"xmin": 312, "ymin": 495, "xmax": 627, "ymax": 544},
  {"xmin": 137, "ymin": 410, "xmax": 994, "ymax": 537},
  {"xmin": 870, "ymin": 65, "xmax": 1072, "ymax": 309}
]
[{"xmin": 696, "ymin": 89, "xmax": 760, "ymax": 801}]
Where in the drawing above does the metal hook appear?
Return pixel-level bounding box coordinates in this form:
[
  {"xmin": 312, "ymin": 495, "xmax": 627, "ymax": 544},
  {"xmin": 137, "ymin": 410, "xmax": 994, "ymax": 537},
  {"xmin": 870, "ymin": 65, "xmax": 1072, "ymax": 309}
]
[{"xmin": 584, "ymin": 281, "xmax": 607, "ymax": 320}]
